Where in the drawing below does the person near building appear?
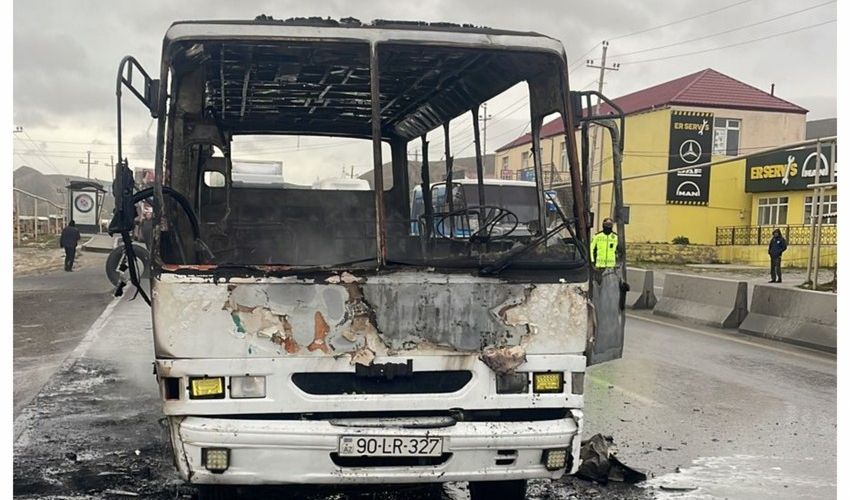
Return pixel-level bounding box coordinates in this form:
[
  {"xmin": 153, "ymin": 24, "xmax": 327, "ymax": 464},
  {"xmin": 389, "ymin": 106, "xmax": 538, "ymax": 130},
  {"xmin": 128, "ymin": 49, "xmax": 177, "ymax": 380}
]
[
  {"xmin": 768, "ymin": 228, "xmax": 788, "ymax": 283},
  {"xmin": 59, "ymin": 219, "xmax": 82, "ymax": 272},
  {"xmin": 590, "ymin": 217, "xmax": 618, "ymax": 272}
]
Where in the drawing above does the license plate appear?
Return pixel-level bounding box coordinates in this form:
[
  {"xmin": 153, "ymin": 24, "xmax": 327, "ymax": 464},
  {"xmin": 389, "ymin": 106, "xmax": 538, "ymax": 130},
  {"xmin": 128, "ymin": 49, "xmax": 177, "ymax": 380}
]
[{"xmin": 339, "ymin": 436, "xmax": 443, "ymax": 457}]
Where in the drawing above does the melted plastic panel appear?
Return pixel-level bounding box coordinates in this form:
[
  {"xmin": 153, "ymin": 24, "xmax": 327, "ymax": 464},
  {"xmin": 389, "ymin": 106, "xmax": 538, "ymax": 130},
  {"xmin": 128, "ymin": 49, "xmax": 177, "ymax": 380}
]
[{"xmin": 151, "ymin": 275, "xmax": 587, "ymax": 364}]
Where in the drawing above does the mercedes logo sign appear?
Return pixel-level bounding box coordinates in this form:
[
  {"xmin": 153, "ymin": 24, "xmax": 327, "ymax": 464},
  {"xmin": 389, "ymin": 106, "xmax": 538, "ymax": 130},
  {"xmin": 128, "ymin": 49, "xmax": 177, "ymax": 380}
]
[{"xmin": 679, "ymin": 139, "xmax": 702, "ymax": 164}]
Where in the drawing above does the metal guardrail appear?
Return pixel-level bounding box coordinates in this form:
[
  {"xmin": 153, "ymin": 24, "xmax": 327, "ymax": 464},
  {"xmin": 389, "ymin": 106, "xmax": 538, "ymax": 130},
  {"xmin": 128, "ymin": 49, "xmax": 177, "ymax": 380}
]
[
  {"xmin": 716, "ymin": 224, "xmax": 836, "ymax": 246},
  {"xmin": 13, "ymin": 188, "xmax": 66, "ymax": 243}
]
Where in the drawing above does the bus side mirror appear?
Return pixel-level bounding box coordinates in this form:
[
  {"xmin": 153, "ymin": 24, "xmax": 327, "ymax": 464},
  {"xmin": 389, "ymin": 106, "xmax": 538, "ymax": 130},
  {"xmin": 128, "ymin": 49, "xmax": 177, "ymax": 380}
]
[{"xmin": 108, "ymin": 160, "xmax": 137, "ymax": 235}]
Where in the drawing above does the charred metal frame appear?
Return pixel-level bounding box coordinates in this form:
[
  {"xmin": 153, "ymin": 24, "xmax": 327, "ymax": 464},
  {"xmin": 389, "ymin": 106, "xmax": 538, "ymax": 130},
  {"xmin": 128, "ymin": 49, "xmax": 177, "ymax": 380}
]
[
  {"xmin": 569, "ymin": 90, "xmax": 626, "ymax": 245},
  {"xmin": 115, "ymin": 19, "xmax": 598, "ymax": 284}
]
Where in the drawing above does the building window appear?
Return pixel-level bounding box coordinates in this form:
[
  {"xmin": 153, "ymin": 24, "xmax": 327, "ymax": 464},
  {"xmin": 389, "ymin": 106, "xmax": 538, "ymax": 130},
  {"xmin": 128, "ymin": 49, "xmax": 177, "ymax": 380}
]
[
  {"xmin": 757, "ymin": 196, "xmax": 788, "ymax": 225},
  {"xmin": 804, "ymin": 194, "xmax": 837, "ymax": 224},
  {"xmin": 713, "ymin": 118, "xmax": 740, "ymax": 156},
  {"xmin": 501, "ymin": 156, "xmax": 509, "ymax": 170},
  {"xmin": 521, "ymin": 151, "xmax": 530, "ymax": 169},
  {"xmin": 560, "ymin": 142, "xmax": 567, "ymax": 172}
]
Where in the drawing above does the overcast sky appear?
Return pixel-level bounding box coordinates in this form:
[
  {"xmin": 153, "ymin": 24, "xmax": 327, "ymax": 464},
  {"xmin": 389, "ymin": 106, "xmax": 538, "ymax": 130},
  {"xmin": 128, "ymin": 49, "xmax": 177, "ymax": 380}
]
[{"xmin": 7, "ymin": 0, "xmax": 840, "ymax": 183}]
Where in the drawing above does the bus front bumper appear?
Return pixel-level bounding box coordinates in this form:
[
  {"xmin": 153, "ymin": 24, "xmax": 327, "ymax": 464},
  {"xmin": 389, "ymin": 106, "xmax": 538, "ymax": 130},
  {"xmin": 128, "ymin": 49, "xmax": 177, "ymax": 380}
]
[{"xmin": 169, "ymin": 412, "xmax": 582, "ymax": 485}]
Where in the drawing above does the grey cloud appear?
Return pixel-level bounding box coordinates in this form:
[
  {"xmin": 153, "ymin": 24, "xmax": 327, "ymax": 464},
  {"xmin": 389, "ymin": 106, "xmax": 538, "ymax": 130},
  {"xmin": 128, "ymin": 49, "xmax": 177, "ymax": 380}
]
[{"xmin": 11, "ymin": 0, "xmax": 838, "ymax": 176}]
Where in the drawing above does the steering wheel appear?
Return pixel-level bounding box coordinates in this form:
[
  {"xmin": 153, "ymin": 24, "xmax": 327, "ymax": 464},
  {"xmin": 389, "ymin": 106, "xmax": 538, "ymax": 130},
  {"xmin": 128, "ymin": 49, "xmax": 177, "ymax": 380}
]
[
  {"xmin": 127, "ymin": 186, "xmax": 212, "ymax": 263},
  {"xmin": 433, "ymin": 205, "xmax": 519, "ymax": 243}
]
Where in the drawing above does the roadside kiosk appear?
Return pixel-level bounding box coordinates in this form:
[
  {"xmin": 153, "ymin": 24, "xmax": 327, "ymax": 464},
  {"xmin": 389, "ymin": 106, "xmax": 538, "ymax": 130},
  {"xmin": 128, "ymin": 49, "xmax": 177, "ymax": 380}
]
[{"xmin": 66, "ymin": 180, "xmax": 106, "ymax": 234}]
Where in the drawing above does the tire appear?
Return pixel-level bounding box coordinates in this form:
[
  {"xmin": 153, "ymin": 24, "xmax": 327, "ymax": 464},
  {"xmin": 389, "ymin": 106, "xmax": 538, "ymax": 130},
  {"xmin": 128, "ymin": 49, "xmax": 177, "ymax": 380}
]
[
  {"xmin": 197, "ymin": 485, "xmax": 237, "ymax": 500},
  {"xmin": 105, "ymin": 244, "xmax": 150, "ymax": 287},
  {"xmin": 468, "ymin": 479, "xmax": 527, "ymax": 500}
]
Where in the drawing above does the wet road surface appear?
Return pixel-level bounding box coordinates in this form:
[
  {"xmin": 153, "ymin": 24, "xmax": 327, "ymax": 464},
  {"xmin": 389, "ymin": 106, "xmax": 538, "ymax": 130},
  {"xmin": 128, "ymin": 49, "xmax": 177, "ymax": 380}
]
[{"xmin": 587, "ymin": 310, "xmax": 836, "ymax": 499}]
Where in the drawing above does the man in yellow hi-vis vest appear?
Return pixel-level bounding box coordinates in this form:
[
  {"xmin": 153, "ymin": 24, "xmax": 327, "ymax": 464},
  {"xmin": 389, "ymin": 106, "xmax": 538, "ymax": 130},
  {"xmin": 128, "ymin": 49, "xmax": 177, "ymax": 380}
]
[{"xmin": 590, "ymin": 218, "xmax": 618, "ymax": 269}]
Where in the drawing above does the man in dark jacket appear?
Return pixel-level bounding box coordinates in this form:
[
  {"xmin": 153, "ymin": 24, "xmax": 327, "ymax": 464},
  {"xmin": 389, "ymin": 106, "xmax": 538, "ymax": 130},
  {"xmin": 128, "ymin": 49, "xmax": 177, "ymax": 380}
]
[
  {"xmin": 768, "ymin": 228, "xmax": 788, "ymax": 283},
  {"xmin": 59, "ymin": 220, "xmax": 82, "ymax": 272}
]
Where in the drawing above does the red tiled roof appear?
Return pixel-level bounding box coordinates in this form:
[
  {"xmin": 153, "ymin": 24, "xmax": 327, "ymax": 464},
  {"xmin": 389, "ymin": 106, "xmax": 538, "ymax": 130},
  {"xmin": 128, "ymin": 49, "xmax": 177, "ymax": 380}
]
[{"xmin": 495, "ymin": 68, "xmax": 808, "ymax": 152}]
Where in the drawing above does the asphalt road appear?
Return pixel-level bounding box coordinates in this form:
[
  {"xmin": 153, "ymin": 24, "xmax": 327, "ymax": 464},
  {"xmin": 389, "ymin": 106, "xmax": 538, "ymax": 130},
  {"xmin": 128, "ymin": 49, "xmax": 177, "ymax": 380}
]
[
  {"xmin": 13, "ymin": 250, "xmax": 115, "ymax": 417},
  {"xmin": 587, "ymin": 310, "xmax": 836, "ymax": 499},
  {"xmin": 12, "ymin": 270, "xmax": 837, "ymax": 499}
]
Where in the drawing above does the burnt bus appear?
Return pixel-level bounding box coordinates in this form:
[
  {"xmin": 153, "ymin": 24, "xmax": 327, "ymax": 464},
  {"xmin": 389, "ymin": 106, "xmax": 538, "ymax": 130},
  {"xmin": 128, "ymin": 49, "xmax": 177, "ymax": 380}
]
[{"xmin": 110, "ymin": 16, "xmax": 628, "ymax": 500}]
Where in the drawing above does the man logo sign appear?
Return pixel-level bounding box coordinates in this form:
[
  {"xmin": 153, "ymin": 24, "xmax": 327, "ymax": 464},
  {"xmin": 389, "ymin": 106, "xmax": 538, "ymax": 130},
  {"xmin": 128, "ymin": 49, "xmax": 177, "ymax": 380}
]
[
  {"xmin": 800, "ymin": 151, "xmax": 830, "ymax": 179},
  {"xmin": 675, "ymin": 181, "xmax": 701, "ymax": 197}
]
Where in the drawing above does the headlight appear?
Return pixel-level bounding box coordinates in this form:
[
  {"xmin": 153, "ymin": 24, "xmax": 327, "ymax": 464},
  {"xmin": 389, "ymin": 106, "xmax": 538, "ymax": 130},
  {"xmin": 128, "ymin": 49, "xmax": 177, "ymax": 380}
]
[
  {"xmin": 542, "ymin": 448, "xmax": 568, "ymax": 471},
  {"xmin": 571, "ymin": 372, "xmax": 584, "ymax": 395},
  {"xmin": 230, "ymin": 375, "xmax": 266, "ymax": 399},
  {"xmin": 202, "ymin": 448, "xmax": 230, "ymax": 473},
  {"xmin": 532, "ymin": 372, "xmax": 564, "ymax": 393},
  {"xmin": 189, "ymin": 377, "xmax": 225, "ymax": 399},
  {"xmin": 496, "ymin": 372, "xmax": 529, "ymax": 394}
]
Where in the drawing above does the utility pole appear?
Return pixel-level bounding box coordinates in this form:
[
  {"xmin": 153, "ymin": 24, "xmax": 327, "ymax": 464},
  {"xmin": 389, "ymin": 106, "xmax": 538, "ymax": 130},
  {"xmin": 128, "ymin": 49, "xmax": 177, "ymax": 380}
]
[
  {"xmin": 586, "ymin": 41, "xmax": 619, "ymax": 229},
  {"xmin": 479, "ymin": 103, "xmax": 492, "ymax": 155},
  {"xmin": 79, "ymin": 151, "xmax": 98, "ymax": 179}
]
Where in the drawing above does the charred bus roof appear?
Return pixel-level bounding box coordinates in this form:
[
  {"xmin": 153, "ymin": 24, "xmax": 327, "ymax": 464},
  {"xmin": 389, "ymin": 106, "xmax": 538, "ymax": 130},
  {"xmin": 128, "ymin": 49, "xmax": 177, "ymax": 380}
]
[{"xmin": 160, "ymin": 17, "xmax": 572, "ymax": 140}]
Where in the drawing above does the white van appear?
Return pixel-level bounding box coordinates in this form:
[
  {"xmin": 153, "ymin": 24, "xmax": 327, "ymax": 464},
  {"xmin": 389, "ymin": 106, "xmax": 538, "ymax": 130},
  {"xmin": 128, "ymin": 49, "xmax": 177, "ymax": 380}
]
[{"xmin": 312, "ymin": 178, "xmax": 371, "ymax": 190}]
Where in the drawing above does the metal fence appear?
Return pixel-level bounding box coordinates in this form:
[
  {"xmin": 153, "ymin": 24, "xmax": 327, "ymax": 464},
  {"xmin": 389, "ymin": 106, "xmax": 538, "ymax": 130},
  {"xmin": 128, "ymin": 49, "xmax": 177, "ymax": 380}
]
[
  {"xmin": 13, "ymin": 188, "xmax": 67, "ymax": 244},
  {"xmin": 511, "ymin": 166, "xmax": 567, "ymax": 185},
  {"xmin": 716, "ymin": 224, "xmax": 837, "ymax": 246}
]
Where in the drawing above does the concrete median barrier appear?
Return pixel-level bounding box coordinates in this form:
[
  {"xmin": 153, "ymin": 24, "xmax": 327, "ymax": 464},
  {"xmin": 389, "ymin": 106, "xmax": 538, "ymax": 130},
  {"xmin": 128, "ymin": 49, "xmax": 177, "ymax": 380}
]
[
  {"xmin": 652, "ymin": 273, "xmax": 748, "ymax": 328},
  {"xmin": 625, "ymin": 267, "xmax": 657, "ymax": 310},
  {"xmin": 739, "ymin": 285, "xmax": 836, "ymax": 353}
]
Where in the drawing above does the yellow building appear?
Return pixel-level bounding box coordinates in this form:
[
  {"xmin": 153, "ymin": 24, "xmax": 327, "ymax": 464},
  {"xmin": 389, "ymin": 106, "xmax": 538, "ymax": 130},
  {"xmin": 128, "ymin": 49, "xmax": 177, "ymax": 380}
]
[{"xmin": 495, "ymin": 69, "xmax": 836, "ymax": 267}]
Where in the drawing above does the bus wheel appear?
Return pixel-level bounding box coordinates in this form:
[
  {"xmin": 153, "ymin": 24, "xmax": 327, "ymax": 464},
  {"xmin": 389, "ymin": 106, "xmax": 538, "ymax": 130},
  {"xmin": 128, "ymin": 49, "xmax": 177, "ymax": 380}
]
[
  {"xmin": 105, "ymin": 244, "xmax": 149, "ymax": 287},
  {"xmin": 468, "ymin": 479, "xmax": 527, "ymax": 500}
]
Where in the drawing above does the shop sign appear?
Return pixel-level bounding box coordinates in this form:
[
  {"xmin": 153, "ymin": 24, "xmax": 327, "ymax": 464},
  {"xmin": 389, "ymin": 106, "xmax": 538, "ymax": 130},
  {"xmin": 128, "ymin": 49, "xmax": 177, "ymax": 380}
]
[
  {"xmin": 667, "ymin": 111, "xmax": 713, "ymax": 205},
  {"xmin": 745, "ymin": 145, "xmax": 836, "ymax": 192}
]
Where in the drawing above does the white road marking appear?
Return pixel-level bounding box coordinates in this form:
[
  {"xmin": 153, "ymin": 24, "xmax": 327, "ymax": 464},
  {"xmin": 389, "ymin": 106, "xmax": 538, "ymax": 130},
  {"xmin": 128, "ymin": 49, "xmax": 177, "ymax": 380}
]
[{"xmin": 586, "ymin": 374, "xmax": 666, "ymax": 408}]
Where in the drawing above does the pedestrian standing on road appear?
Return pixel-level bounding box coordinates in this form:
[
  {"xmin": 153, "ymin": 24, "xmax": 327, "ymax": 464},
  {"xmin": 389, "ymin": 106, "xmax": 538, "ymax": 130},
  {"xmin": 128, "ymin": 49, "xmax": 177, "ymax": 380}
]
[
  {"xmin": 768, "ymin": 228, "xmax": 788, "ymax": 283},
  {"xmin": 59, "ymin": 220, "xmax": 82, "ymax": 272},
  {"xmin": 590, "ymin": 217, "xmax": 618, "ymax": 278}
]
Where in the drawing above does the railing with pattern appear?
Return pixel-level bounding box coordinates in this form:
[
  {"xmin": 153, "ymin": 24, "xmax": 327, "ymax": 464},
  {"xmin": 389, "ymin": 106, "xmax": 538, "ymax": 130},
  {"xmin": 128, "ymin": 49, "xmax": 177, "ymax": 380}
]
[
  {"xmin": 716, "ymin": 225, "xmax": 836, "ymax": 246},
  {"xmin": 514, "ymin": 167, "xmax": 566, "ymax": 185}
]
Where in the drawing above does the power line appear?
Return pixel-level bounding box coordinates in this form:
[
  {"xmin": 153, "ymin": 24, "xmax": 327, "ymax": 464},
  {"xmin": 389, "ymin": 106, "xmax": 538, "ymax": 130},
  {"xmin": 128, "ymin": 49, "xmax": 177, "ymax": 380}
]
[
  {"xmin": 568, "ymin": 41, "xmax": 602, "ymax": 71},
  {"xmin": 481, "ymin": 118, "xmax": 533, "ymax": 145},
  {"xmin": 13, "ymin": 133, "xmax": 63, "ymax": 175},
  {"xmin": 608, "ymin": 0, "xmax": 754, "ymax": 41},
  {"xmin": 619, "ymin": 19, "xmax": 836, "ymax": 65},
  {"xmin": 612, "ymin": 0, "xmax": 836, "ymax": 59}
]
